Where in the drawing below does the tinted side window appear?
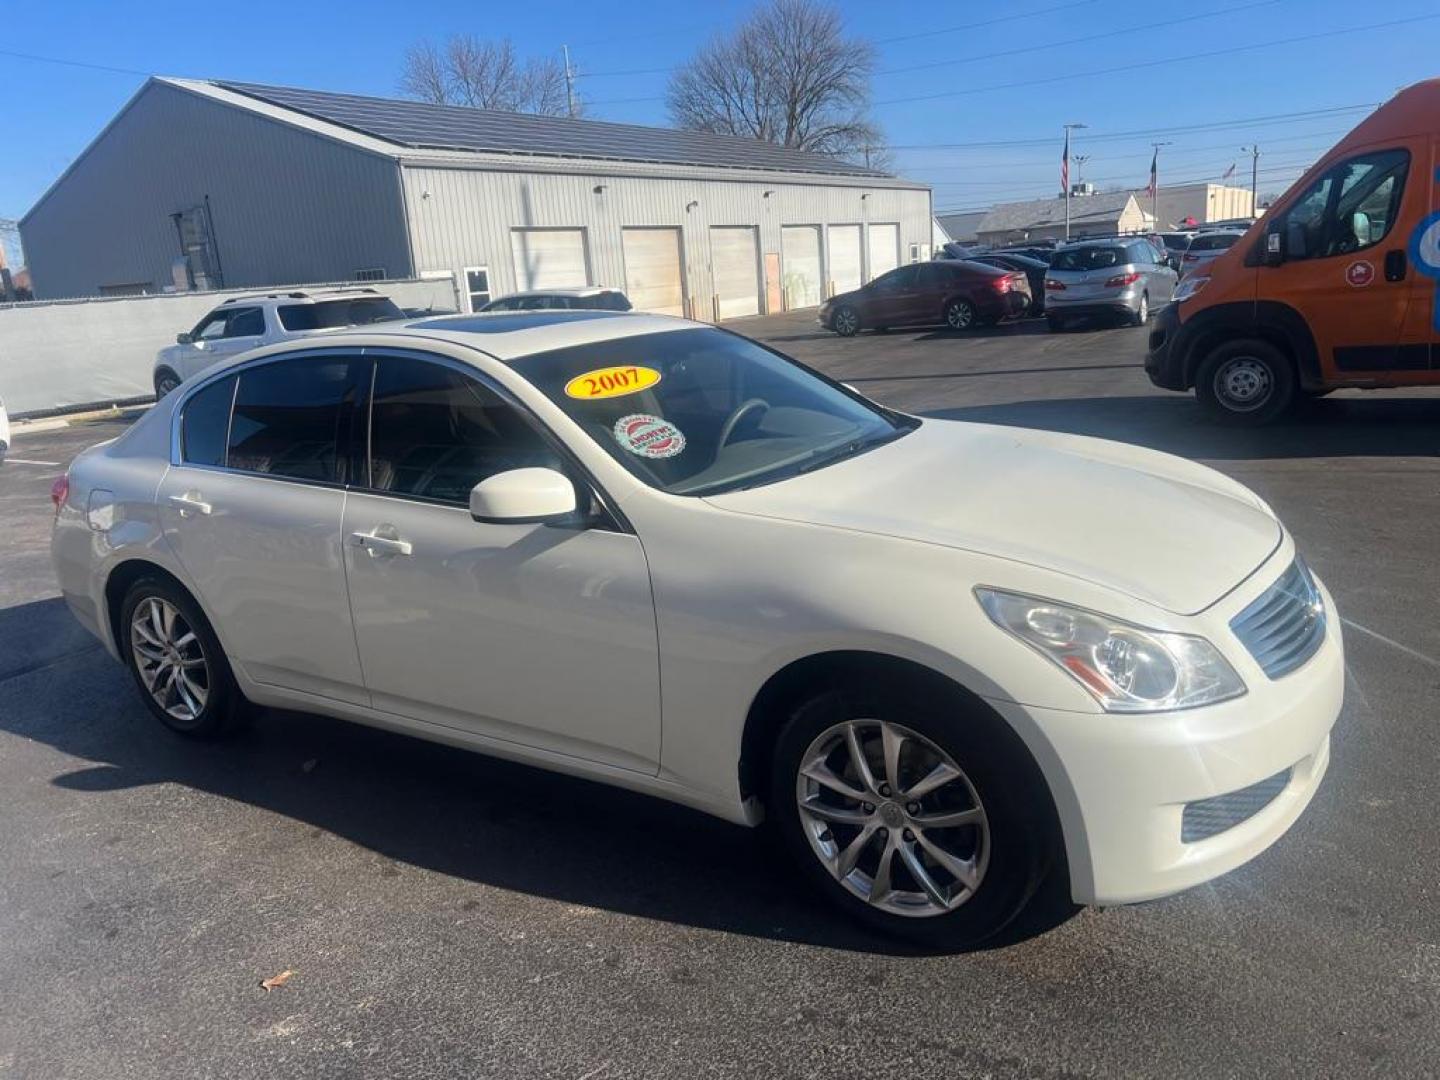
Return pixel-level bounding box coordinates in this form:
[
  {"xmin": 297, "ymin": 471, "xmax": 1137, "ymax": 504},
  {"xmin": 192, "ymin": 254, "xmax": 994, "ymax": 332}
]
[
  {"xmin": 367, "ymin": 358, "xmax": 561, "ymax": 504},
  {"xmin": 182, "ymin": 375, "xmax": 236, "ymax": 467},
  {"xmin": 872, "ymin": 266, "xmax": 916, "ymax": 292},
  {"xmin": 227, "ymin": 357, "xmax": 364, "ymax": 483},
  {"xmin": 224, "ymin": 307, "xmax": 265, "ymax": 338}
]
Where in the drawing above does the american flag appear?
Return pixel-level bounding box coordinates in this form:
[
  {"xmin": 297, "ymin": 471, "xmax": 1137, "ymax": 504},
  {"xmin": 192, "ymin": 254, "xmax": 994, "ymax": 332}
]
[
  {"xmin": 1061, "ymin": 134, "xmax": 1070, "ymax": 193},
  {"xmin": 1146, "ymin": 150, "xmax": 1158, "ymax": 198},
  {"xmin": 1222, "ymin": 162, "xmax": 1237, "ymax": 180}
]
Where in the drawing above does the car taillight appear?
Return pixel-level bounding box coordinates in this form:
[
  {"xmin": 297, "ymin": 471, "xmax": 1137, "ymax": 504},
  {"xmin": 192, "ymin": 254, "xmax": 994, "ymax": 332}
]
[
  {"xmin": 51, "ymin": 475, "xmax": 69, "ymax": 516},
  {"xmin": 992, "ymin": 274, "xmax": 1012, "ymax": 292},
  {"xmin": 1045, "ymin": 279, "xmax": 1066, "ymax": 291},
  {"xmin": 1104, "ymin": 271, "xmax": 1142, "ymax": 287}
]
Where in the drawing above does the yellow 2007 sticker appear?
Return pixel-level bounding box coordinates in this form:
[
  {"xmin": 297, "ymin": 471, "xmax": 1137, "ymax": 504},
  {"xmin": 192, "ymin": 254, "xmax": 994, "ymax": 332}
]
[{"xmin": 564, "ymin": 365, "xmax": 661, "ymax": 400}]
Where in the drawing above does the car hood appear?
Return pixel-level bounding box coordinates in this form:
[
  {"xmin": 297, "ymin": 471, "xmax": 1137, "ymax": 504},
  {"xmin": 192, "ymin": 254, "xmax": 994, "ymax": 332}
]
[{"xmin": 704, "ymin": 419, "xmax": 1281, "ymax": 615}]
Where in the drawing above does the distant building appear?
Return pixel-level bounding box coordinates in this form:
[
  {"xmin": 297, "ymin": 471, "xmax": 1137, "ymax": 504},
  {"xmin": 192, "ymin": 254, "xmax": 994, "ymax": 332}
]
[
  {"xmin": 935, "ymin": 210, "xmax": 985, "ymax": 245},
  {"xmin": 19, "ymin": 77, "xmax": 932, "ymax": 312},
  {"xmin": 974, "ymin": 191, "xmax": 1148, "ymax": 245},
  {"xmin": 1123, "ymin": 182, "xmax": 1256, "ymax": 229}
]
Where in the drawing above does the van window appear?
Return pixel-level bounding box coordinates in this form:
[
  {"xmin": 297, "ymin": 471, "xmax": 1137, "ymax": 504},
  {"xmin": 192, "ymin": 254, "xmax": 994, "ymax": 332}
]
[
  {"xmin": 1277, "ymin": 149, "xmax": 1409, "ymax": 261},
  {"xmin": 1051, "ymin": 247, "xmax": 1123, "ymax": 271}
]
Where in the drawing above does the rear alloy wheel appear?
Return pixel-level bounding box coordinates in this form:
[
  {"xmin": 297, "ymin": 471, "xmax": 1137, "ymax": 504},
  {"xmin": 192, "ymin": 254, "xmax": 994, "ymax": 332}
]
[
  {"xmin": 944, "ymin": 298, "xmax": 977, "ymax": 331},
  {"xmin": 770, "ymin": 685, "xmax": 1052, "ymax": 948},
  {"xmin": 1195, "ymin": 338, "xmax": 1296, "ymax": 426},
  {"xmin": 154, "ymin": 369, "xmax": 181, "ymax": 398},
  {"xmin": 831, "ymin": 304, "xmax": 861, "ymax": 337},
  {"xmin": 1130, "ymin": 291, "xmax": 1149, "ymax": 326},
  {"xmin": 121, "ymin": 577, "xmax": 251, "ymax": 737}
]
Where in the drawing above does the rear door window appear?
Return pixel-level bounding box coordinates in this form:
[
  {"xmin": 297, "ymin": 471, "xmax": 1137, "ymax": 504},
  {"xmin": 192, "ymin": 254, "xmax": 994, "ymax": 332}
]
[
  {"xmin": 181, "ymin": 375, "xmax": 237, "ymax": 467},
  {"xmin": 226, "ymin": 356, "xmax": 366, "ymax": 483},
  {"xmin": 223, "ymin": 307, "xmax": 265, "ymax": 338}
]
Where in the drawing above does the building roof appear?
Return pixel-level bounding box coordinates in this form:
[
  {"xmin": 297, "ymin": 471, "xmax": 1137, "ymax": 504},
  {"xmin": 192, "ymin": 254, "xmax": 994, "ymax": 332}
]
[
  {"xmin": 215, "ymin": 80, "xmax": 892, "ymax": 179},
  {"xmin": 977, "ymin": 191, "xmax": 1137, "ymax": 236},
  {"xmin": 935, "ymin": 211, "xmax": 985, "ymax": 242}
]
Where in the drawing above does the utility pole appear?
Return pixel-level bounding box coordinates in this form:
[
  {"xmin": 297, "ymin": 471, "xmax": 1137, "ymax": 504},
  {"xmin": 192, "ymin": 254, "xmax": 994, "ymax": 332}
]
[
  {"xmin": 562, "ymin": 45, "xmax": 577, "ymax": 118},
  {"xmin": 1062, "ymin": 122, "xmax": 1086, "ymax": 241},
  {"xmin": 1241, "ymin": 145, "xmax": 1261, "ymax": 216},
  {"xmin": 1149, "ymin": 141, "xmax": 1172, "ymax": 229}
]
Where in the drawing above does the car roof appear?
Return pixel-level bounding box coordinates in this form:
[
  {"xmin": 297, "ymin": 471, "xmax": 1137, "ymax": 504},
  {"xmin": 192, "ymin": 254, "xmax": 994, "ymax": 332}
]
[
  {"xmin": 208, "ymin": 310, "xmax": 698, "ymax": 369},
  {"xmin": 498, "ymin": 287, "xmax": 624, "ymax": 299},
  {"xmin": 218, "ymin": 288, "xmax": 389, "ymax": 306}
]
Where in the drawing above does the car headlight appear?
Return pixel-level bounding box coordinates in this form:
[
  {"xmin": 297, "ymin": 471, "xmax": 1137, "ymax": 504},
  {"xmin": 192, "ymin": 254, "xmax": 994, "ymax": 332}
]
[
  {"xmin": 1173, "ymin": 274, "xmax": 1209, "ymax": 302},
  {"xmin": 975, "ymin": 589, "xmax": 1246, "ymax": 713}
]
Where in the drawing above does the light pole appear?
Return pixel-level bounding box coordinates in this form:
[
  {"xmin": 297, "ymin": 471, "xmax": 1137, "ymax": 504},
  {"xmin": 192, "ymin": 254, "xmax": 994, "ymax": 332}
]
[
  {"xmin": 1241, "ymin": 145, "xmax": 1261, "ymax": 216},
  {"xmin": 1062, "ymin": 123, "xmax": 1086, "ymax": 241}
]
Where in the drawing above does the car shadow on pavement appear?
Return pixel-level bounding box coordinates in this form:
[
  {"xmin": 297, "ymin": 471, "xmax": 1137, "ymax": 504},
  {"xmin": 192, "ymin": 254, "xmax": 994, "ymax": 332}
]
[
  {"xmin": 0, "ymin": 597, "xmax": 1075, "ymax": 956},
  {"xmin": 927, "ymin": 394, "xmax": 1440, "ymax": 460}
]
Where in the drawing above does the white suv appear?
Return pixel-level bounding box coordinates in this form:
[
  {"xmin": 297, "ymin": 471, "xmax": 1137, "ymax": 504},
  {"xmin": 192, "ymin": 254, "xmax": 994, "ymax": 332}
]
[{"xmin": 151, "ymin": 289, "xmax": 404, "ymax": 397}]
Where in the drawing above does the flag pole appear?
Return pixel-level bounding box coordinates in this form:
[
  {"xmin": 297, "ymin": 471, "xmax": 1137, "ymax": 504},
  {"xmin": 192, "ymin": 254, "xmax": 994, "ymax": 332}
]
[{"xmin": 1062, "ymin": 122, "xmax": 1086, "ymax": 241}]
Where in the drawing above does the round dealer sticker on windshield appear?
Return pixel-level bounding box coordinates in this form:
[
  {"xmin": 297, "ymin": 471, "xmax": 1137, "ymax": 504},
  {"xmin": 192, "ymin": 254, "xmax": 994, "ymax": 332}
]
[{"xmin": 613, "ymin": 414, "xmax": 686, "ymax": 459}]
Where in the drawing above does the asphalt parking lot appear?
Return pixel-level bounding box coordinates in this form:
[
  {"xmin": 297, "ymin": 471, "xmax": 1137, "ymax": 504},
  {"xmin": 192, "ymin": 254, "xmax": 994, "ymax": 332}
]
[{"xmin": 3, "ymin": 311, "xmax": 1439, "ymax": 1078}]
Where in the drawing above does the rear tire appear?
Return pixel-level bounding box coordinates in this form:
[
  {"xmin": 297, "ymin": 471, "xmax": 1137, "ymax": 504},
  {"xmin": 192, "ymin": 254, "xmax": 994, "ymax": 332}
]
[
  {"xmin": 944, "ymin": 298, "xmax": 977, "ymax": 331},
  {"xmin": 768, "ymin": 680, "xmax": 1054, "ymax": 949},
  {"xmin": 120, "ymin": 577, "xmax": 252, "ymax": 738},
  {"xmin": 1130, "ymin": 291, "xmax": 1149, "ymax": 326},
  {"xmin": 1195, "ymin": 338, "xmax": 1297, "ymax": 426},
  {"xmin": 154, "ymin": 368, "xmax": 181, "ymax": 398}
]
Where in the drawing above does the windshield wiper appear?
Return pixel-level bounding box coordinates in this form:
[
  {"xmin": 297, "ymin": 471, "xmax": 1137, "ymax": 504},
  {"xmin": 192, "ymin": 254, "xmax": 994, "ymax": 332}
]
[{"xmin": 793, "ymin": 431, "xmax": 901, "ymax": 476}]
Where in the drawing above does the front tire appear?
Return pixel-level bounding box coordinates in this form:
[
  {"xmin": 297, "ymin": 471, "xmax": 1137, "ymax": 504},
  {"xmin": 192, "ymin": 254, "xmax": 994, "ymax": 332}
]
[
  {"xmin": 768, "ymin": 683, "xmax": 1053, "ymax": 949},
  {"xmin": 944, "ymin": 298, "xmax": 977, "ymax": 331},
  {"xmin": 154, "ymin": 368, "xmax": 181, "ymax": 398},
  {"xmin": 831, "ymin": 304, "xmax": 860, "ymax": 337},
  {"xmin": 120, "ymin": 577, "xmax": 251, "ymax": 738},
  {"xmin": 1195, "ymin": 339, "xmax": 1296, "ymax": 426},
  {"xmin": 1130, "ymin": 291, "xmax": 1149, "ymax": 326}
]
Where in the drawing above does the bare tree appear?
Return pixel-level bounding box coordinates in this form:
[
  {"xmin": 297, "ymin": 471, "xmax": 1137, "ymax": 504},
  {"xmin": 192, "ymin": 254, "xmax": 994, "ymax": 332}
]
[
  {"xmin": 399, "ymin": 35, "xmax": 575, "ymax": 116},
  {"xmin": 666, "ymin": 0, "xmax": 883, "ymax": 165}
]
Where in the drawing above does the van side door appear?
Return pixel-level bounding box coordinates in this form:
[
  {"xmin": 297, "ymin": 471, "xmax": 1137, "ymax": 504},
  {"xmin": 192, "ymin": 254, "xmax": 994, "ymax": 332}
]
[{"xmin": 1261, "ymin": 146, "xmax": 1429, "ymax": 382}]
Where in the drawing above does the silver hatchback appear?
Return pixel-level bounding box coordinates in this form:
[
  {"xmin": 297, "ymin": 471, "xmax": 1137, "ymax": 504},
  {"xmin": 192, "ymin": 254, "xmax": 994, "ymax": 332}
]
[{"xmin": 1044, "ymin": 239, "xmax": 1177, "ymax": 331}]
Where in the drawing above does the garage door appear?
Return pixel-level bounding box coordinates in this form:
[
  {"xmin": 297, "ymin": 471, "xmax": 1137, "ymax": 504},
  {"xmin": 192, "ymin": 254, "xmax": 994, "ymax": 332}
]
[
  {"xmin": 781, "ymin": 225, "xmax": 823, "ymax": 310},
  {"xmin": 510, "ymin": 229, "xmax": 589, "ymax": 291},
  {"xmin": 710, "ymin": 227, "xmax": 760, "ymax": 319},
  {"xmin": 621, "ymin": 228, "xmax": 685, "ymax": 317},
  {"xmin": 828, "ymin": 224, "xmax": 862, "ymax": 295},
  {"xmin": 867, "ymin": 223, "xmax": 900, "ymax": 281}
]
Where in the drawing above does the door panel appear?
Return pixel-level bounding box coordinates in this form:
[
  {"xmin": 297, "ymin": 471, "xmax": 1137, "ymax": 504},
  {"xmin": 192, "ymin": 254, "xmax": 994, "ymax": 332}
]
[
  {"xmin": 510, "ymin": 229, "xmax": 589, "ymax": 290},
  {"xmin": 781, "ymin": 226, "xmax": 823, "ymax": 309},
  {"xmin": 827, "ymin": 225, "xmax": 863, "ymax": 296},
  {"xmin": 342, "ymin": 495, "xmax": 661, "ymax": 771},
  {"xmin": 157, "ymin": 468, "xmax": 365, "ymax": 703},
  {"xmin": 711, "ymin": 226, "xmax": 761, "ymax": 319},
  {"xmin": 867, "ymin": 223, "xmax": 900, "ymax": 280},
  {"xmin": 622, "ymin": 227, "xmax": 685, "ymax": 316}
]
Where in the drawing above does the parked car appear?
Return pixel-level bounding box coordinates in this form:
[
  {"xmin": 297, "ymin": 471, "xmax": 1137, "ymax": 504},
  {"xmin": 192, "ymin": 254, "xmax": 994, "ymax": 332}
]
[
  {"xmin": 1178, "ymin": 229, "xmax": 1247, "ymax": 278},
  {"xmin": 937, "ymin": 241, "xmax": 987, "ymax": 260},
  {"xmin": 819, "ymin": 261, "xmax": 1030, "ymax": 336},
  {"xmin": 152, "ymin": 289, "xmax": 405, "ymax": 397},
  {"xmin": 1044, "ymin": 239, "xmax": 1177, "ymax": 331},
  {"xmin": 1147, "ymin": 78, "xmax": 1435, "ymax": 425},
  {"xmin": 964, "ymin": 253, "xmax": 1050, "ymax": 315},
  {"xmin": 994, "ymin": 245, "xmax": 1055, "ymax": 265},
  {"xmin": 0, "ymin": 393, "xmax": 8, "ymax": 464},
  {"xmin": 51, "ymin": 310, "xmax": 1342, "ymax": 947},
  {"xmin": 481, "ymin": 287, "xmax": 632, "ymax": 313}
]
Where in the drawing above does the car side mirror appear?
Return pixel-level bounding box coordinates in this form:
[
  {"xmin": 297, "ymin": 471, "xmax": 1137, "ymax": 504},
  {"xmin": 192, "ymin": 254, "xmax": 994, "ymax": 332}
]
[
  {"xmin": 1264, "ymin": 230, "xmax": 1284, "ymax": 267},
  {"xmin": 176, "ymin": 332, "xmax": 193, "ymax": 344},
  {"xmin": 469, "ymin": 467, "xmax": 578, "ymax": 525}
]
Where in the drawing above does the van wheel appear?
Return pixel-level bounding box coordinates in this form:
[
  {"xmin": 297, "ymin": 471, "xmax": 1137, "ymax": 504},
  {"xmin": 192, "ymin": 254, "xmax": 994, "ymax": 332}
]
[
  {"xmin": 1195, "ymin": 339, "xmax": 1296, "ymax": 426},
  {"xmin": 154, "ymin": 369, "xmax": 181, "ymax": 398},
  {"xmin": 768, "ymin": 682, "xmax": 1053, "ymax": 949},
  {"xmin": 120, "ymin": 577, "xmax": 252, "ymax": 738},
  {"xmin": 1130, "ymin": 292, "xmax": 1149, "ymax": 326}
]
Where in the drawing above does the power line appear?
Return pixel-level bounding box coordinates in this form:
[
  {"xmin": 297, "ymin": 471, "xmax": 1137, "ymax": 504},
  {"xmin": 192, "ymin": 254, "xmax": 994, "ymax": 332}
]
[
  {"xmin": 932, "ymin": 162, "xmax": 1313, "ymax": 212},
  {"xmin": 927, "ymin": 158, "xmax": 1315, "ymax": 191},
  {"xmin": 875, "ymin": 0, "xmax": 1102, "ymax": 46},
  {"xmin": 875, "ymin": 0, "xmax": 1280, "ymax": 77},
  {"xmin": 0, "ymin": 47, "xmax": 149, "ymax": 78},
  {"xmin": 899, "ymin": 130, "xmax": 1347, "ymax": 172},
  {"xmin": 875, "ymin": 13, "xmax": 1438, "ymax": 105}
]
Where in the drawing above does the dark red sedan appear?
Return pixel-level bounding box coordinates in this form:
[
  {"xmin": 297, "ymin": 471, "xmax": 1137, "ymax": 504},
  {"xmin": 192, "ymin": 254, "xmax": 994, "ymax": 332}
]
[{"xmin": 818, "ymin": 261, "xmax": 1031, "ymax": 336}]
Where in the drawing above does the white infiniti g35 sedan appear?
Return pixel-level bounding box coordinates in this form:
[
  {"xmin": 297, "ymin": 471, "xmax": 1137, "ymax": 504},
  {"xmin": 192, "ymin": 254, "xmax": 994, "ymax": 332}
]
[{"xmin": 51, "ymin": 311, "xmax": 1342, "ymax": 947}]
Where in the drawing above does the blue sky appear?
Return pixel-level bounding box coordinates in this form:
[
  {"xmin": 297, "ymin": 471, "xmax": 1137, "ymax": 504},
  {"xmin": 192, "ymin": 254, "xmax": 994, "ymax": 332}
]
[{"xmin": 3, "ymin": 0, "xmax": 1438, "ymax": 264}]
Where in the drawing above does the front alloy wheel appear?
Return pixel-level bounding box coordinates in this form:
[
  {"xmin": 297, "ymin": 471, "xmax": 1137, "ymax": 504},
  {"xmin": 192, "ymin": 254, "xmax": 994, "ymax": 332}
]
[
  {"xmin": 831, "ymin": 305, "xmax": 860, "ymax": 337},
  {"xmin": 796, "ymin": 719, "xmax": 989, "ymax": 917}
]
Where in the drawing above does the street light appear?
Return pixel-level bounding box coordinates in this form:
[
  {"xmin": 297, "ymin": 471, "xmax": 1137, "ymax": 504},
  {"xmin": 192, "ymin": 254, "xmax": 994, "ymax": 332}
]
[{"xmin": 1062, "ymin": 123, "xmax": 1087, "ymax": 241}]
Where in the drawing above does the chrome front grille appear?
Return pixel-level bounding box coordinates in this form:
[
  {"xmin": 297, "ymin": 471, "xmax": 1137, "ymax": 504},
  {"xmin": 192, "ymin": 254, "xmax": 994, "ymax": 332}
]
[
  {"xmin": 1229, "ymin": 559, "xmax": 1326, "ymax": 679},
  {"xmin": 1182, "ymin": 768, "xmax": 1291, "ymax": 843}
]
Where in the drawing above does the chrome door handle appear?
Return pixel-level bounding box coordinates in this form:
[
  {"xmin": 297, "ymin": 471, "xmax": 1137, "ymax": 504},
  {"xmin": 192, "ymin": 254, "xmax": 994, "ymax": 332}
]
[
  {"xmin": 349, "ymin": 530, "xmax": 413, "ymax": 557},
  {"xmin": 167, "ymin": 492, "xmax": 212, "ymax": 517}
]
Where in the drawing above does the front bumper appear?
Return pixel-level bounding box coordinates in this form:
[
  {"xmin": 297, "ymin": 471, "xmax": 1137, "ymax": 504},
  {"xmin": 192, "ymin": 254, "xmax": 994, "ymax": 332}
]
[
  {"xmin": 1145, "ymin": 300, "xmax": 1187, "ymax": 390},
  {"xmin": 992, "ymin": 575, "xmax": 1343, "ymax": 906}
]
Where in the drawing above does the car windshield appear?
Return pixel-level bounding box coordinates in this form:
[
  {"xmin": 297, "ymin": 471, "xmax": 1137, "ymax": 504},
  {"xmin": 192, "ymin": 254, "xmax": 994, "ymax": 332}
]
[
  {"xmin": 1050, "ymin": 246, "xmax": 1124, "ymax": 271},
  {"xmin": 512, "ymin": 327, "xmax": 914, "ymax": 496},
  {"xmin": 277, "ymin": 297, "xmax": 404, "ymax": 331}
]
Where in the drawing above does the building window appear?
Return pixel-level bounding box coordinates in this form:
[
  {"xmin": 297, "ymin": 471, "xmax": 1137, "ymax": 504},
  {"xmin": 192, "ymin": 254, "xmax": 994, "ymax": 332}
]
[
  {"xmin": 354, "ymin": 267, "xmax": 386, "ymax": 282},
  {"xmin": 465, "ymin": 266, "xmax": 491, "ymax": 312}
]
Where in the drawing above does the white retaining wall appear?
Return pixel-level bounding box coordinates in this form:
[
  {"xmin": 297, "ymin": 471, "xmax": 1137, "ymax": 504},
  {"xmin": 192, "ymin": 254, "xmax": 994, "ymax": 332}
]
[{"xmin": 0, "ymin": 277, "xmax": 458, "ymax": 416}]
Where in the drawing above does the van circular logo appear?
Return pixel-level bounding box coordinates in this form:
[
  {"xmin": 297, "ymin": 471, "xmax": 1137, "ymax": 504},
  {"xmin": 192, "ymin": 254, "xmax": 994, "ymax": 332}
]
[{"xmin": 1344, "ymin": 261, "xmax": 1374, "ymax": 288}]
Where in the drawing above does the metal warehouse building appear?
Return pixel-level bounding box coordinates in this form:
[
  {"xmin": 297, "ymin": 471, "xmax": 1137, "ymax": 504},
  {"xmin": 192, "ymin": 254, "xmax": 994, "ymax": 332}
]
[{"xmin": 20, "ymin": 78, "xmax": 933, "ymax": 315}]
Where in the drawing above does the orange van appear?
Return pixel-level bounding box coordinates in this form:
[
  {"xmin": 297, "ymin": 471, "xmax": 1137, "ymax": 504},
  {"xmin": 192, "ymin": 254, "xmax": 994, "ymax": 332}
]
[{"xmin": 1146, "ymin": 78, "xmax": 1440, "ymax": 423}]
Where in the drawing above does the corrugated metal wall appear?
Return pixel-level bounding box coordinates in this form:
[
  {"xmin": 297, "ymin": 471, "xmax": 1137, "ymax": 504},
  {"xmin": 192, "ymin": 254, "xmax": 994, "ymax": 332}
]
[
  {"xmin": 20, "ymin": 81, "xmax": 411, "ymax": 299},
  {"xmin": 401, "ymin": 165, "xmax": 932, "ymax": 316}
]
